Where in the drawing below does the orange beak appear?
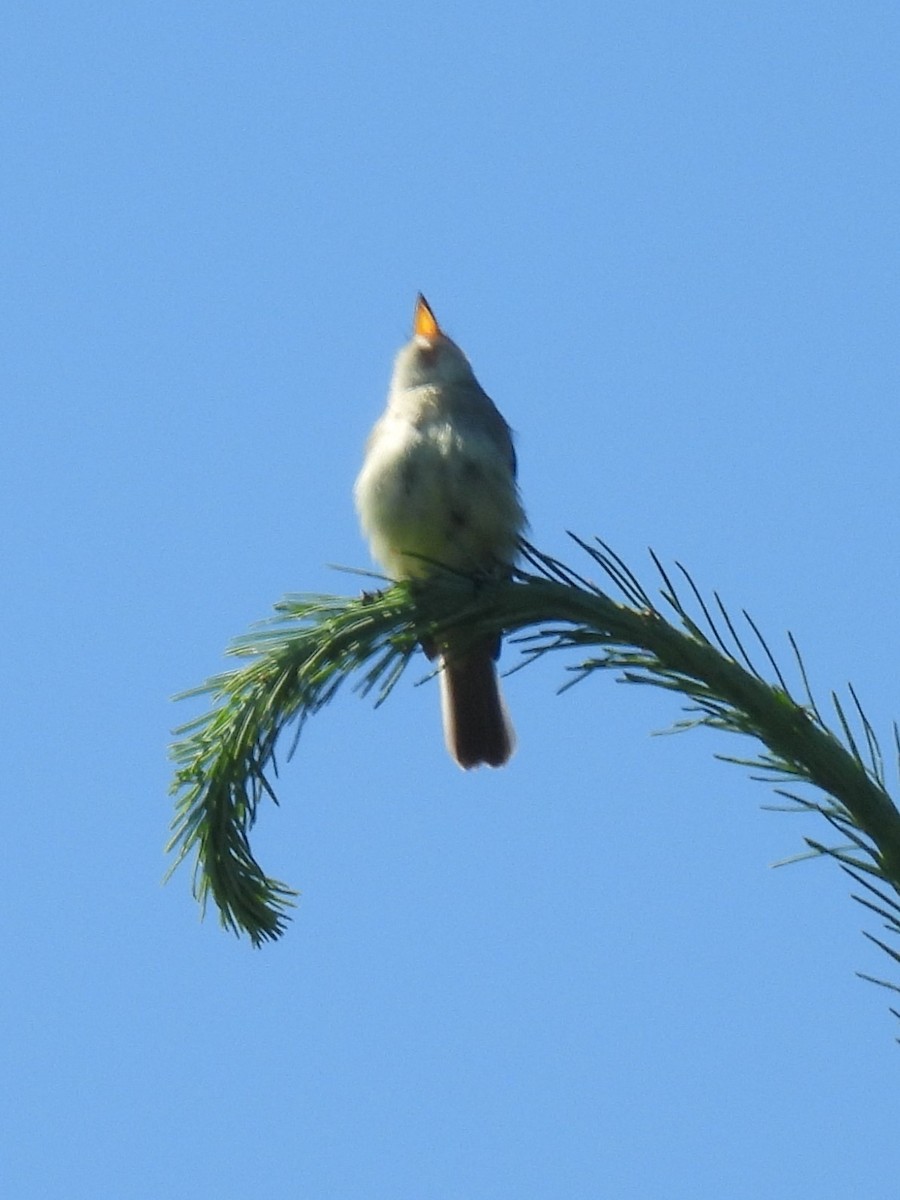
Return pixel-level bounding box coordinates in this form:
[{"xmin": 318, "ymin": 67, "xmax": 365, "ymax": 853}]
[{"xmin": 413, "ymin": 293, "xmax": 442, "ymax": 340}]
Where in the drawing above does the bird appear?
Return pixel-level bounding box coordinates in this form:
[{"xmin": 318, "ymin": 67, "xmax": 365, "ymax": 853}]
[{"xmin": 354, "ymin": 294, "xmax": 526, "ymax": 768}]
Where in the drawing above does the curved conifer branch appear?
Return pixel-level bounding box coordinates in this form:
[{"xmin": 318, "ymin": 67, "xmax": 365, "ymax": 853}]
[{"xmin": 167, "ymin": 535, "xmax": 900, "ymax": 1008}]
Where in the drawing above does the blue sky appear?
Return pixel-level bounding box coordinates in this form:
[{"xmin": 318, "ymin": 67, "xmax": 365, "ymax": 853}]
[{"xmin": 4, "ymin": 2, "xmax": 900, "ymax": 1196}]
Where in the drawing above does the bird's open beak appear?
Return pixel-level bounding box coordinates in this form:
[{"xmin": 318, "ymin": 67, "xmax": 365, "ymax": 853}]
[{"xmin": 413, "ymin": 293, "xmax": 442, "ymax": 340}]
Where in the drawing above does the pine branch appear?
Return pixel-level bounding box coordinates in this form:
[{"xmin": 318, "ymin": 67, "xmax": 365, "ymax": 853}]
[
  {"xmin": 167, "ymin": 588, "xmax": 420, "ymax": 944},
  {"xmin": 167, "ymin": 537, "xmax": 900, "ymax": 1001}
]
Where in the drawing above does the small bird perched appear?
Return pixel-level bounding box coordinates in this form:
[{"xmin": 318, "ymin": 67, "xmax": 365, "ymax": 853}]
[{"xmin": 355, "ymin": 295, "xmax": 526, "ymax": 768}]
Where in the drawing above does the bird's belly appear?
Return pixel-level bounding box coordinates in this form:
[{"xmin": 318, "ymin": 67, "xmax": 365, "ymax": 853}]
[{"xmin": 355, "ymin": 420, "xmax": 523, "ymax": 579}]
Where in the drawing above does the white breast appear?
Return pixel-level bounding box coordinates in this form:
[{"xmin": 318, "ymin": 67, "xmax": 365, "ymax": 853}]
[{"xmin": 355, "ymin": 403, "xmax": 524, "ymax": 580}]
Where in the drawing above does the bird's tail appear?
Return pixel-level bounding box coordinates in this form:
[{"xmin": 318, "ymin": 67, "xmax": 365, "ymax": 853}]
[{"xmin": 439, "ymin": 642, "xmax": 515, "ymax": 769}]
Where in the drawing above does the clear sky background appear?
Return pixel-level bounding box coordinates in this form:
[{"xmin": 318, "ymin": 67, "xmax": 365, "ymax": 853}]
[{"xmin": 4, "ymin": 3, "xmax": 900, "ymax": 1197}]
